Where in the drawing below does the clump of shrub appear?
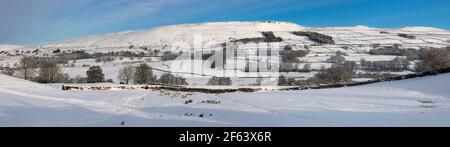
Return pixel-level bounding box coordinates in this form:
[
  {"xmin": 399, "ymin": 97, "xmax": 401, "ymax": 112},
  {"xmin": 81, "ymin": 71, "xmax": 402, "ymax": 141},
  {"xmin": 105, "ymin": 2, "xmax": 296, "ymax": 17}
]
[
  {"xmin": 369, "ymin": 45, "xmax": 420, "ymax": 60},
  {"xmin": 184, "ymin": 99, "xmax": 193, "ymax": 104},
  {"xmin": 202, "ymin": 100, "xmax": 221, "ymax": 104},
  {"xmin": 261, "ymin": 31, "xmax": 283, "ymax": 42},
  {"xmin": 71, "ymin": 75, "xmax": 87, "ymax": 83},
  {"xmin": 313, "ymin": 63, "xmax": 354, "ymax": 84},
  {"xmin": 231, "ymin": 38, "xmax": 266, "ymax": 44},
  {"xmin": 207, "ymin": 76, "xmax": 232, "ymax": 85},
  {"xmin": 95, "ymin": 56, "xmax": 115, "ymax": 63},
  {"xmin": 371, "ymin": 43, "xmax": 381, "ymax": 48},
  {"xmin": 279, "ymin": 63, "xmax": 311, "ymax": 72},
  {"xmin": 161, "ymin": 52, "xmax": 182, "ymax": 61},
  {"xmin": 105, "ymin": 79, "xmax": 114, "ymax": 83},
  {"xmin": 158, "ymin": 73, "xmax": 188, "ymax": 85},
  {"xmin": 86, "ymin": 66, "xmax": 105, "ymax": 83},
  {"xmin": 278, "ymin": 75, "xmax": 317, "ymax": 86},
  {"xmin": 277, "ymin": 75, "xmax": 289, "ymax": 86},
  {"xmin": 280, "ymin": 46, "xmax": 309, "ymax": 63},
  {"xmin": 355, "ymin": 72, "xmax": 398, "ymax": 79},
  {"xmin": 292, "ymin": 31, "xmax": 335, "ymax": 44},
  {"xmin": 398, "ymin": 33, "xmax": 416, "ymax": 39},
  {"xmin": 230, "ymin": 31, "xmax": 283, "ymax": 44}
]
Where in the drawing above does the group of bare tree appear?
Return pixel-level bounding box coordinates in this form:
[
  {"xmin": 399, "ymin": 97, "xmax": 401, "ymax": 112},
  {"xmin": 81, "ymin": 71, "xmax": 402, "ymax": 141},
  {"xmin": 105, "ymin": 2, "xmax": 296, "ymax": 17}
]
[
  {"xmin": 17, "ymin": 56, "xmax": 36, "ymax": 80},
  {"xmin": 369, "ymin": 45, "xmax": 420, "ymax": 60},
  {"xmin": 368, "ymin": 46, "xmax": 449, "ymax": 72},
  {"xmin": 117, "ymin": 64, "xmax": 156, "ymax": 84},
  {"xmin": 416, "ymin": 48, "xmax": 450, "ymax": 72},
  {"xmin": 279, "ymin": 52, "xmax": 356, "ymax": 86},
  {"xmin": 278, "ymin": 63, "xmax": 355, "ymax": 86},
  {"xmin": 321, "ymin": 52, "xmax": 356, "ymax": 83},
  {"xmin": 4, "ymin": 56, "xmax": 110, "ymax": 83},
  {"xmin": 12, "ymin": 57, "xmax": 70, "ymax": 83},
  {"xmin": 360, "ymin": 57, "xmax": 409, "ymax": 72},
  {"xmin": 37, "ymin": 59, "xmax": 70, "ymax": 83},
  {"xmin": 132, "ymin": 64, "xmax": 157, "ymax": 84},
  {"xmin": 314, "ymin": 63, "xmax": 354, "ymax": 84},
  {"xmin": 117, "ymin": 63, "xmax": 187, "ymax": 85},
  {"xmin": 117, "ymin": 65, "xmax": 135, "ymax": 84},
  {"xmin": 327, "ymin": 51, "xmax": 346, "ymax": 64},
  {"xmin": 280, "ymin": 46, "xmax": 309, "ymax": 63}
]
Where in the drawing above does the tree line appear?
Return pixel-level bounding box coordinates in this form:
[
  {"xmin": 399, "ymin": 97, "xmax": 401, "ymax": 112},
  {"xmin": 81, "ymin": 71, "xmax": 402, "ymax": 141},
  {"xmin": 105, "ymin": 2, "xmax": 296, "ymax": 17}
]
[{"xmin": 291, "ymin": 31, "xmax": 335, "ymax": 44}]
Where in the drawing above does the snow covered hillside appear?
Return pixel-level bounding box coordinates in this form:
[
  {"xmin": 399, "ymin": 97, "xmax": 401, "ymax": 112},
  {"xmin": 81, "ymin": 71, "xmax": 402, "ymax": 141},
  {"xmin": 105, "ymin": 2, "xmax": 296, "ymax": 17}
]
[
  {"xmin": 4, "ymin": 21, "xmax": 450, "ymax": 53},
  {"xmin": 27, "ymin": 21, "xmax": 306, "ymax": 49},
  {"xmin": 1, "ymin": 21, "xmax": 449, "ymax": 86},
  {"xmin": 1, "ymin": 72, "xmax": 450, "ymax": 127}
]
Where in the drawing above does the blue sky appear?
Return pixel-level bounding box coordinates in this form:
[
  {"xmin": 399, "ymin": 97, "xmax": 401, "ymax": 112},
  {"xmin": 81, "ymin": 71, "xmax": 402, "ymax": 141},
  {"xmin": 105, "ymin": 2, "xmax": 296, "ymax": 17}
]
[{"xmin": 0, "ymin": 0, "xmax": 449, "ymax": 45}]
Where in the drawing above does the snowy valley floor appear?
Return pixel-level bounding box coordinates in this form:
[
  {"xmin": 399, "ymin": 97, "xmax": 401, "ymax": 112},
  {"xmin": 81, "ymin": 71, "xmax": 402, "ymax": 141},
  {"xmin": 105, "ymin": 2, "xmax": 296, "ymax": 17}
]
[{"xmin": 1, "ymin": 73, "xmax": 450, "ymax": 127}]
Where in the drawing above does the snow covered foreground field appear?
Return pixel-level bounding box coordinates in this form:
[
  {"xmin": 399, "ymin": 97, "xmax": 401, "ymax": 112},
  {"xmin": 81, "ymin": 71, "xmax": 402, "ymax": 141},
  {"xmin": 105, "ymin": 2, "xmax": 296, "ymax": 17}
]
[{"xmin": 1, "ymin": 73, "xmax": 450, "ymax": 127}]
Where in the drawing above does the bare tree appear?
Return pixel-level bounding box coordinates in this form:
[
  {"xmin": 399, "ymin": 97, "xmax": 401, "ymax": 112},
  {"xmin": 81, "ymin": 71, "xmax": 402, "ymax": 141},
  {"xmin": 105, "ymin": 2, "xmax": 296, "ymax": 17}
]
[
  {"xmin": 327, "ymin": 51, "xmax": 346, "ymax": 64},
  {"xmin": 17, "ymin": 56, "xmax": 36, "ymax": 80},
  {"xmin": 343, "ymin": 61, "xmax": 357, "ymax": 74},
  {"xmin": 117, "ymin": 65, "xmax": 135, "ymax": 84},
  {"xmin": 314, "ymin": 63, "xmax": 353, "ymax": 84},
  {"xmin": 417, "ymin": 48, "xmax": 450, "ymax": 72},
  {"xmin": 37, "ymin": 59, "xmax": 66, "ymax": 83},
  {"xmin": 133, "ymin": 63, "xmax": 156, "ymax": 84}
]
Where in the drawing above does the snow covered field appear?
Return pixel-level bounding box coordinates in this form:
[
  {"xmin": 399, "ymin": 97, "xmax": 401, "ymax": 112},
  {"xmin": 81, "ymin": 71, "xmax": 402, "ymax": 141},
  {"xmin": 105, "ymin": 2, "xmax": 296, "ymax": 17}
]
[{"xmin": 1, "ymin": 72, "xmax": 450, "ymax": 127}]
